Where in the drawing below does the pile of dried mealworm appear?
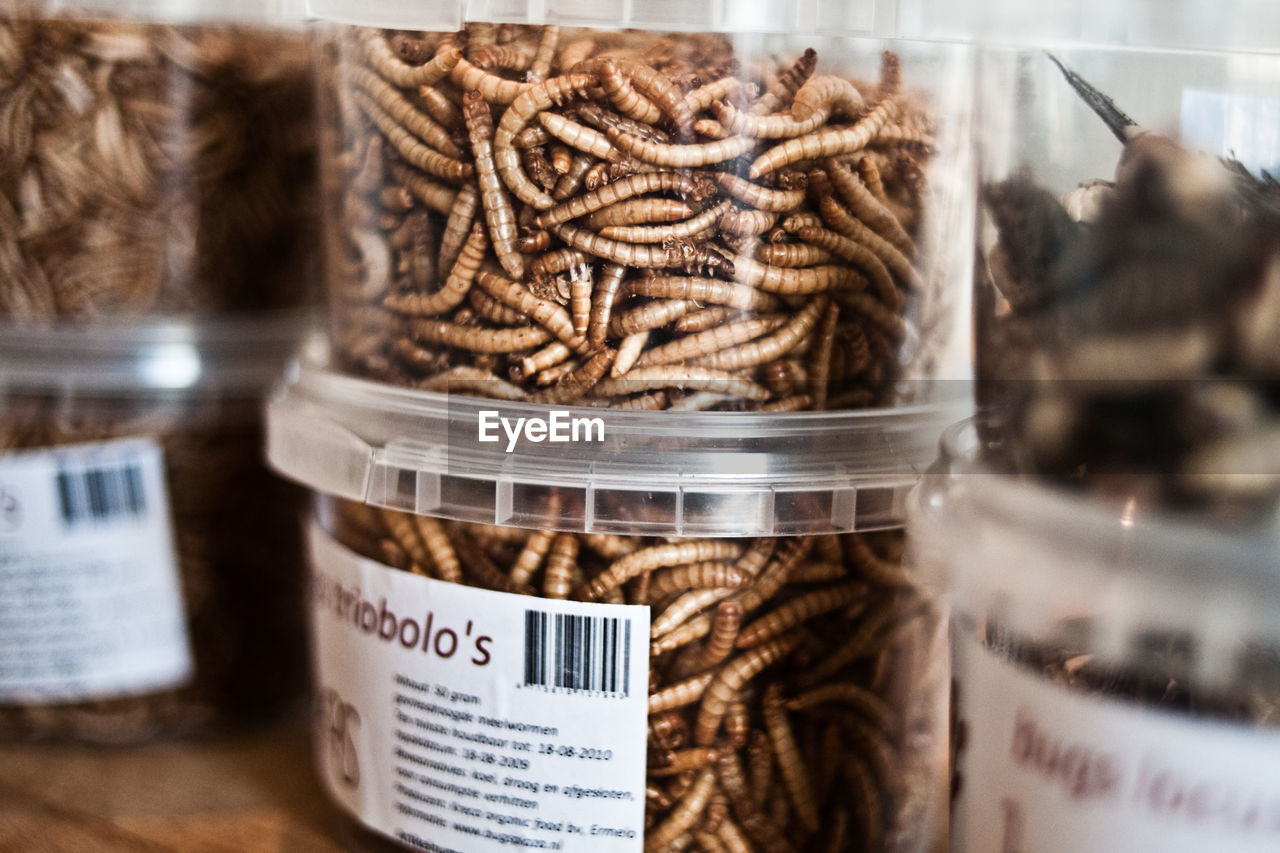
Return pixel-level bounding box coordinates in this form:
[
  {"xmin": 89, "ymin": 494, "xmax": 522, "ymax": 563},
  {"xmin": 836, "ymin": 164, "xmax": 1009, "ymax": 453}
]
[
  {"xmin": 0, "ymin": 6, "xmax": 316, "ymax": 318},
  {"xmin": 978, "ymin": 57, "xmax": 1280, "ymax": 520},
  {"xmin": 0, "ymin": 395, "xmax": 307, "ymax": 742},
  {"xmin": 323, "ymin": 24, "xmax": 936, "ymax": 411},
  {"xmin": 333, "ymin": 499, "xmax": 945, "ymax": 851}
]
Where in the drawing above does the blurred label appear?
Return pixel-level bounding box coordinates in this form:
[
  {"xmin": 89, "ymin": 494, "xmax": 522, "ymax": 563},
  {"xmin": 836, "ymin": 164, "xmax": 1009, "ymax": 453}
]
[
  {"xmin": 953, "ymin": 630, "xmax": 1280, "ymax": 852},
  {"xmin": 1182, "ymin": 89, "xmax": 1280, "ymax": 176},
  {"xmin": 309, "ymin": 524, "xmax": 649, "ymax": 853},
  {"xmin": 0, "ymin": 439, "xmax": 192, "ymax": 702}
]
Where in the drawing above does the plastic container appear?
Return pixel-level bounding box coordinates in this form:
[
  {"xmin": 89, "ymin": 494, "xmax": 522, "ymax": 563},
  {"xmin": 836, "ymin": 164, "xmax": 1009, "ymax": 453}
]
[
  {"xmin": 0, "ymin": 316, "xmax": 310, "ymax": 742},
  {"xmin": 909, "ymin": 417, "xmax": 1280, "ymax": 853},
  {"xmin": 267, "ymin": 344, "xmax": 966, "ymax": 852},
  {"xmin": 312, "ymin": 0, "xmax": 973, "ymax": 412},
  {"xmin": 0, "ymin": 0, "xmax": 317, "ymax": 319},
  {"xmin": 969, "ymin": 0, "xmax": 1280, "ymax": 517}
]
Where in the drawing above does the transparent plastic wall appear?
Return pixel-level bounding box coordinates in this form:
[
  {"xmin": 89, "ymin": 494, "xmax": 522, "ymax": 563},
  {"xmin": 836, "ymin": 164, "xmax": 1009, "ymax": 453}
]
[
  {"xmin": 268, "ymin": 349, "xmax": 961, "ymax": 853},
  {"xmin": 909, "ymin": 419, "xmax": 1280, "ymax": 853},
  {"xmin": 0, "ymin": 0, "xmax": 317, "ymax": 319},
  {"xmin": 0, "ymin": 318, "xmax": 309, "ymax": 741},
  {"xmin": 970, "ymin": 16, "xmax": 1280, "ymax": 517},
  {"xmin": 314, "ymin": 0, "xmax": 974, "ymax": 414}
]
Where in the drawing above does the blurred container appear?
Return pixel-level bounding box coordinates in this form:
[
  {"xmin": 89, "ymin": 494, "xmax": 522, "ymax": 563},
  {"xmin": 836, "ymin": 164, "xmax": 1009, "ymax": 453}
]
[
  {"xmin": 0, "ymin": 0, "xmax": 317, "ymax": 319},
  {"xmin": 970, "ymin": 0, "xmax": 1280, "ymax": 516},
  {"xmin": 267, "ymin": 345, "xmax": 965, "ymax": 852},
  {"xmin": 909, "ymin": 417, "xmax": 1280, "ymax": 853},
  {"xmin": 0, "ymin": 316, "xmax": 310, "ymax": 741},
  {"xmin": 312, "ymin": 0, "xmax": 973, "ymax": 412}
]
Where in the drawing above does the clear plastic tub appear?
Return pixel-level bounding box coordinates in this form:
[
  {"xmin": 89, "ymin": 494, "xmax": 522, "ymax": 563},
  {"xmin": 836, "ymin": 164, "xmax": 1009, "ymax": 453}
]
[
  {"xmin": 909, "ymin": 417, "xmax": 1280, "ymax": 853},
  {"xmin": 312, "ymin": 0, "xmax": 973, "ymax": 412},
  {"xmin": 267, "ymin": 346, "xmax": 964, "ymax": 852},
  {"xmin": 969, "ymin": 1, "xmax": 1280, "ymax": 517},
  {"xmin": 0, "ymin": 316, "xmax": 310, "ymax": 741},
  {"xmin": 0, "ymin": 0, "xmax": 317, "ymax": 319}
]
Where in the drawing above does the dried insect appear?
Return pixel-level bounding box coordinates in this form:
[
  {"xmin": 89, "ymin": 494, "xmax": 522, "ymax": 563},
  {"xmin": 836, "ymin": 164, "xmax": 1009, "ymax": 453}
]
[
  {"xmin": 493, "ymin": 72, "xmax": 599, "ymax": 209},
  {"xmin": 634, "ymin": 315, "xmax": 785, "ymax": 368},
  {"xmin": 538, "ymin": 111, "xmax": 623, "ymax": 162},
  {"xmin": 588, "ymin": 261, "xmax": 627, "ymax": 348},
  {"xmin": 355, "ymin": 92, "xmax": 473, "ymax": 182},
  {"xmin": 476, "ymin": 270, "xmax": 589, "ymax": 352},
  {"xmin": 693, "ymin": 297, "xmax": 829, "ymax": 370},
  {"xmin": 542, "ymin": 533, "xmax": 578, "ymax": 600},
  {"xmin": 736, "ymin": 581, "xmax": 862, "ymax": 649},
  {"xmin": 579, "ymin": 540, "xmax": 744, "ymax": 602},
  {"xmin": 606, "ymin": 126, "xmax": 756, "ymax": 168},
  {"xmin": 649, "ymin": 672, "xmax": 716, "ymax": 714},
  {"xmin": 749, "ymin": 99, "xmax": 898, "ymax": 178},
  {"xmin": 611, "ymin": 299, "xmax": 699, "ymax": 337},
  {"xmin": 361, "ymin": 31, "xmax": 460, "ymax": 88},
  {"xmin": 647, "ymin": 768, "xmax": 718, "ymax": 850},
  {"xmin": 751, "ymin": 47, "xmax": 817, "ymax": 116},
  {"xmin": 600, "ymin": 200, "xmax": 731, "ymax": 243},
  {"xmin": 535, "ymin": 170, "xmax": 695, "ymax": 228},
  {"xmin": 694, "ymin": 635, "xmax": 799, "ymax": 746},
  {"xmin": 585, "ymin": 198, "xmax": 695, "ymax": 230},
  {"xmin": 525, "ymin": 25, "xmax": 559, "ymax": 83},
  {"xmin": 763, "ymin": 685, "xmax": 820, "ymax": 833},
  {"xmin": 384, "ymin": 222, "xmax": 487, "ymax": 316}
]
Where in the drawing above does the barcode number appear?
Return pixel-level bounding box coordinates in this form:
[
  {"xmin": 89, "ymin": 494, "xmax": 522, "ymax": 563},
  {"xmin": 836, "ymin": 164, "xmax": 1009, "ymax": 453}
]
[
  {"xmin": 523, "ymin": 610, "xmax": 631, "ymax": 697},
  {"xmin": 55, "ymin": 461, "xmax": 147, "ymax": 526}
]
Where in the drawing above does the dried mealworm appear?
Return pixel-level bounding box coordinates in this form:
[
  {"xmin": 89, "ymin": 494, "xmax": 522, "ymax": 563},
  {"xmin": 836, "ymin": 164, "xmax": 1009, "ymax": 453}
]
[
  {"xmin": 462, "ymin": 90, "xmax": 524, "ymax": 279},
  {"xmin": 593, "ymin": 367, "xmax": 771, "ymax": 401},
  {"xmin": 548, "ymin": 142, "xmax": 572, "ymax": 174},
  {"xmin": 404, "ymin": 319, "xmax": 552, "ymax": 353},
  {"xmin": 731, "ymin": 255, "xmax": 864, "ymax": 295},
  {"xmin": 842, "ymin": 533, "xmax": 912, "ymax": 587},
  {"xmin": 535, "ymin": 170, "xmax": 695, "ymax": 228},
  {"xmin": 355, "ymin": 92, "xmax": 472, "ymax": 182},
  {"xmin": 471, "ymin": 42, "xmax": 535, "ymax": 73},
  {"xmin": 611, "ymin": 389, "xmax": 669, "ymax": 409},
  {"xmin": 692, "ymin": 600, "xmax": 743, "ymax": 671},
  {"xmin": 348, "ymin": 64, "xmax": 463, "ymax": 158},
  {"xmin": 754, "ymin": 242, "xmax": 836, "ymax": 268},
  {"xmin": 648, "ymin": 672, "xmax": 716, "ymax": 715},
  {"xmin": 568, "ymin": 264, "xmax": 593, "ymax": 337},
  {"xmin": 841, "ymin": 291, "xmax": 908, "ymax": 341},
  {"xmin": 825, "ymin": 157, "xmax": 914, "ymax": 253},
  {"xmin": 613, "ymin": 330, "xmax": 649, "ymax": 376},
  {"xmin": 595, "ymin": 58, "xmax": 663, "ymax": 125},
  {"xmin": 391, "ymin": 164, "xmax": 458, "ymax": 214},
  {"xmin": 650, "ymin": 747, "xmax": 722, "ymax": 776},
  {"xmin": 807, "ymin": 301, "xmax": 839, "ymax": 410},
  {"xmin": 674, "ymin": 307, "xmax": 736, "ymax": 334},
  {"xmin": 651, "ymin": 588, "xmax": 741, "ymax": 638},
  {"xmin": 585, "ymin": 198, "xmax": 694, "ymax": 230},
  {"xmin": 581, "ymin": 540, "xmax": 745, "ymax": 603},
  {"xmin": 529, "ymin": 248, "xmax": 589, "ymax": 278},
  {"xmin": 450, "ymin": 53, "xmax": 529, "ymax": 104},
  {"xmin": 748, "ymin": 99, "xmax": 898, "ymax": 178},
  {"xmin": 522, "ymin": 149, "xmax": 558, "ymax": 191},
  {"xmin": 493, "ymin": 72, "xmax": 598, "ymax": 209},
  {"xmin": 519, "ymin": 341, "xmax": 572, "ymax": 378},
  {"xmin": 538, "ymin": 111, "xmax": 623, "ymax": 161},
  {"xmin": 717, "ymin": 752, "xmax": 796, "ymax": 853},
  {"xmin": 763, "ymin": 685, "xmax": 820, "ymax": 834},
  {"xmin": 814, "ymin": 197, "xmax": 918, "ymax": 292},
  {"xmin": 736, "ymin": 581, "xmax": 862, "ymax": 649},
  {"xmin": 714, "ymin": 76, "xmax": 864, "ymax": 140},
  {"xmin": 694, "ymin": 635, "xmax": 799, "ymax": 746},
  {"xmin": 606, "ymin": 126, "xmax": 756, "ymax": 168},
  {"xmin": 379, "ymin": 508, "xmax": 431, "ymax": 570},
  {"xmin": 556, "ymin": 38, "xmax": 596, "ymax": 72},
  {"xmin": 361, "ymin": 32, "xmax": 460, "ymax": 88},
  {"xmin": 533, "ymin": 358, "xmax": 581, "ymax": 386},
  {"xmin": 600, "ymin": 199, "xmax": 731, "ymax": 243},
  {"xmin": 759, "ymin": 395, "xmax": 813, "ymax": 412},
  {"xmin": 784, "ymin": 683, "xmax": 896, "ymax": 734},
  {"xmin": 684, "ymin": 76, "xmax": 753, "ymax": 115},
  {"xmin": 416, "ymin": 83, "xmax": 463, "ymax": 130},
  {"xmin": 413, "ymin": 515, "xmax": 463, "ymax": 583},
  {"xmin": 476, "ymin": 270, "xmax": 588, "ymax": 352},
  {"xmin": 589, "ymin": 261, "xmax": 627, "ymax": 348},
  {"xmin": 646, "ymin": 768, "xmax": 717, "ymax": 851},
  {"xmin": 718, "ymin": 208, "xmax": 778, "ymax": 237},
  {"xmin": 634, "ymin": 315, "xmax": 786, "ymax": 368},
  {"xmin": 750, "ymin": 47, "xmax": 817, "ymax": 116},
  {"xmin": 610, "ymin": 299, "xmax": 698, "ymax": 336},
  {"xmin": 718, "ymin": 817, "xmax": 753, "ymax": 853},
  {"xmin": 541, "ymin": 534, "xmax": 578, "ymax": 599},
  {"xmin": 550, "ymin": 222, "xmax": 731, "ymax": 274},
  {"xmin": 709, "ymin": 173, "xmax": 807, "ymax": 212},
  {"xmin": 528, "ymin": 347, "xmax": 615, "ymax": 403},
  {"xmin": 626, "ymin": 277, "xmax": 781, "ymax": 312},
  {"xmin": 526, "ymin": 25, "xmax": 559, "ymax": 83},
  {"xmin": 435, "ymin": 182, "xmax": 480, "ymax": 273},
  {"xmin": 470, "ymin": 287, "xmax": 528, "ymax": 325},
  {"xmin": 692, "ymin": 297, "xmax": 828, "ymax": 370},
  {"xmin": 384, "ymin": 221, "xmax": 487, "ymax": 316},
  {"xmin": 418, "ymin": 366, "xmax": 526, "ymax": 400}
]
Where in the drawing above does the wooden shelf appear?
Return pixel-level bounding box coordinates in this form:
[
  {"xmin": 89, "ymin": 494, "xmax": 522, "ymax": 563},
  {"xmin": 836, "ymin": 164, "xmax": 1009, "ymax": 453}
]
[{"xmin": 0, "ymin": 715, "xmax": 346, "ymax": 852}]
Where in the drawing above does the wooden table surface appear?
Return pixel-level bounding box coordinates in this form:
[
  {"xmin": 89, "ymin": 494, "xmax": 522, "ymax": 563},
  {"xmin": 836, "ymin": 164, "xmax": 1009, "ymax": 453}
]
[{"xmin": 0, "ymin": 715, "xmax": 348, "ymax": 852}]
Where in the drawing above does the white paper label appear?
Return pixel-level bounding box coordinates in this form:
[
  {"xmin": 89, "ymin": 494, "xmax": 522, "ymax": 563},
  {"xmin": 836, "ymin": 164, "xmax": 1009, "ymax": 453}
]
[
  {"xmin": 308, "ymin": 523, "xmax": 650, "ymax": 853},
  {"xmin": 952, "ymin": 629, "xmax": 1280, "ymax": 852},
  {"xmin": 0, "ymin": 438, "xmax": 192, "ymax": 702}
]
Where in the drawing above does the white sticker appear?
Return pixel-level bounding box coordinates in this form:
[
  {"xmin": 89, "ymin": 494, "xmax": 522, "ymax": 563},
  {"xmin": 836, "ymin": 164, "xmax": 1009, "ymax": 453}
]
[
  {"xmin": 952, "ymin": 629, "xmax": 1280, "ymax": 853},
  {"xmin": 308, "ymin": 523, "xmax": 650, "ymax": 853},
  {"xmin": 0, "ymin": 438, "xmax": 192, "ymax": 702}
]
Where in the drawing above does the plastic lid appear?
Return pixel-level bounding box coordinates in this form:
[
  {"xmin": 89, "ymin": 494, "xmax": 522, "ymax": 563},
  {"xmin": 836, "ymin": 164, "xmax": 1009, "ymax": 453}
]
[
  {"xmin": 266, "ymin": 341, "xmax": 969, "ymax": 537},
  {"xmin": 909, "ymin": 418, "xmax": 1280, "ymax": 691},
  {"xmin": 918, "ymin": 0, "xmax": 1280, "ymax": 53},
  {"xmin": 306, "ymin": 0, "xmax": 904, "ymax": 38},
  {"xmin": 0, "ymin": 313, "xmax": 312, "ymax": 398},
  {"xmin": 33, "ymin": 0, "xmax": 308, "ymax": 25}
]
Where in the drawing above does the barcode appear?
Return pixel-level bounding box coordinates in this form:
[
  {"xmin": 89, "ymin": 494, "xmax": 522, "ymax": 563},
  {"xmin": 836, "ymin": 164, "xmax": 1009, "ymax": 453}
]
[
  {"xmin": 55, "ymin": 462, "xmax": 147, "ymax": 525},
  {"xmin": 523, "ymin": 610, "xmax": 631, "ymax": 697}
]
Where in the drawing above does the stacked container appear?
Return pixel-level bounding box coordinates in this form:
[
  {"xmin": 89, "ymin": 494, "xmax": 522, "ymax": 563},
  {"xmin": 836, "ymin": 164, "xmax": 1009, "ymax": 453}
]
[
  {"xmin": 908, "ymin": 3, "xmax": 1280, "ymax": 851},
  {"xmin": 273, "ymin": 0, "xmax": 976, "ymax": 849},
  {"xmin": 0, "ymin": 0, "xmax": 318, "ymax": 740}
]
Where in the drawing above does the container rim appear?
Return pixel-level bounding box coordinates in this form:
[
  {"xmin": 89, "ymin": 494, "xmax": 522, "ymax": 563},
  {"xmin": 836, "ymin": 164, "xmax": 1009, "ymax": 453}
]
[
  {"xmin": 0, "ymin": 312, "xmax": 313, "ymax": 398},
  {"xmin": 266, "ymin": 339, "xmax": 971, "ymax": 536},
  {"xmin": 24, "ymin": 0, "xmax": 309, "ymax": 24}
]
